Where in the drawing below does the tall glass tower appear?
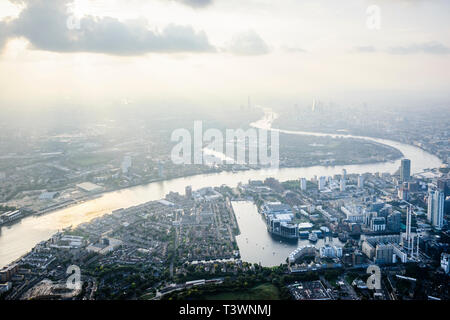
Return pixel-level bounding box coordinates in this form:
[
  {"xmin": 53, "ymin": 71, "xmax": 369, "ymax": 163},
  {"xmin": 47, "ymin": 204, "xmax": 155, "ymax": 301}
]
[
  {"xmin": 400, "ymin": 159, "xmax": 411, "ymax": 182},
  {"xmin": 427, "ymin": 189, "xmax": 444, "ymax": 229}
]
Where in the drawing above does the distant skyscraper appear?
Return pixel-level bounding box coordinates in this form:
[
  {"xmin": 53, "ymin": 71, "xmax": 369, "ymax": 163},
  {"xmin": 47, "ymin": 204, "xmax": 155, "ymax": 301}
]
[
  {"xmin": 318, "ymin": 176, "xmax": 326, "ymax": 191},
  {"xmin": 121, "ymin": 155, "xmax": 132, "ymax": 174},
  {"xmin": 185, "ymin": 185, "xmax": 192, "ymax": 198},
  {"xmin": 340, "ymin": 178, "xmax": 346, "ymax": 192},
  {"xmin": 357, "ymin": 175, "xmax": 364, "ymax": 189},
  {"xmin": 406, "ymin": 206, "xmax": 412, "ymax": 252},
  {"xmin": 427, "ymin": 189, "xmax": 444, "ymax": 229},
  {"xmin": 158, "ymin": 161, "xmax": 164, "ymax": 178},
  {"xmin": 342, "ymin": 169, "xmax": 347, "ymax": 180},
  {"xmin": 400, "ymin": 159, "xmax": 411, "ymax": 182},
  {"xmin": 300, "ymin": 178, "xmax": 307, "ymax": 191}
]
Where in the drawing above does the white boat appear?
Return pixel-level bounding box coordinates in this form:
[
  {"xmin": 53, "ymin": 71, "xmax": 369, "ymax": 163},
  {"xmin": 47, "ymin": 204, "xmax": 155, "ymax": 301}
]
[{"xmin": 308, "ymin": 232, "xmax": 318, "ymax": 243}]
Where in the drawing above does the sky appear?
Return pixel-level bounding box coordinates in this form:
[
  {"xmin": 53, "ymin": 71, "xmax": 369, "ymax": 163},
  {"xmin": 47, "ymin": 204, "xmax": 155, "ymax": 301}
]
[{"xmin": 0, "ymin": 0, "xmax": 449, "ymax": 110}]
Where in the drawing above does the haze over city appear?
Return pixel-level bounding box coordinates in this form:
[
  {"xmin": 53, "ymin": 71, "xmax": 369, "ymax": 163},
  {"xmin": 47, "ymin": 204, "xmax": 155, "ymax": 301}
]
[
  {"xmin": 0, "ymin": 0, "xmax": 449, "ymax": 111},
  {"xmin": 0, "ymin": 0, "xmax": 449, "ymax": 307}
]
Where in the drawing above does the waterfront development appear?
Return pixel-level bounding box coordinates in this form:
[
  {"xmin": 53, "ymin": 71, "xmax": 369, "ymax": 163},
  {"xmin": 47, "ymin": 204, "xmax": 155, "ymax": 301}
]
[
  {"xmin": 0, "ymin": 111, "xmax": 442, "ymax": 268},
  {"xmin": 233, "ymin": 201, "xmax": 344, "ymax": 266},
  {"xmin": 2, "ymin": 162, "xmax": 448, "ymax": 300},
  {"xmin": 0, "ymin": 110, "xmax": 443, "ymax": 269},
  {"xmin": 0, "ymin": 98, "xmax": 448, "ymax": 302},
  {"xmin": 2, "ymin": 100, "xmax": 449, "ymax": 301}
]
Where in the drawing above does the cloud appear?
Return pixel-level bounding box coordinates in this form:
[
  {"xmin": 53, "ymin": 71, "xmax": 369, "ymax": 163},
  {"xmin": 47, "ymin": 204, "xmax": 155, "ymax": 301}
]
[
  {"xmin": 354, "ymin": 46, "xmax": 377, "ymax": 53},
  {"xmin": 227, "ymin": 30, "xmax": 270, "ymax": 56},
  {"xmin": 1, "ymin": 0, "xmax": 214, "ymax": 55},
  {"xmin": 388, "ymin": 42, "xmax": 450, "ymax": 55},
  {"xmin": 0, "ymin": 21, "xmax": 7, "ymax": 51},
  {"xmin": 172, "ymin": 0, "xmax": 213, "ymax": 8}
]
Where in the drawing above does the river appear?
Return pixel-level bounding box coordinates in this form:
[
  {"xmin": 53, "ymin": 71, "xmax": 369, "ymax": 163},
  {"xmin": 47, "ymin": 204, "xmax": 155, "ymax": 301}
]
[{"xmin": 0, "ymin": 111, "xmax": 442, "ymax": 267}]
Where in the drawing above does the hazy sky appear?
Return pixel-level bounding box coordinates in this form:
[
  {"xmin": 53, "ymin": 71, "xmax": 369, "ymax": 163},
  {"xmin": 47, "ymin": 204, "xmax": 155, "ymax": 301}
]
[{"xmin": 0, "ymin": 0, "xmax": 449, "ymax": 109}]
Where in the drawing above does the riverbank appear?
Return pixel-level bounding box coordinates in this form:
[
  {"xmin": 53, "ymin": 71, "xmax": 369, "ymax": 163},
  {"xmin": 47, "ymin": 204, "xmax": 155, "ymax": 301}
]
[
  {"xmin": 2, "ymin": 137, "xmax": 402, "ymax": 230},
  {"xmin": 271, "ymin": 113, "xmax": 448, "ymax": 164}
]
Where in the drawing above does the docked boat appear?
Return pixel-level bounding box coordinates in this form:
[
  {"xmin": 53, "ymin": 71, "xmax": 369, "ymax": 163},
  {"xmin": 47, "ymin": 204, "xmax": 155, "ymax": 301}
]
[
  {"xmin": 308, "ymin": 232, "xmax": 318, "ymax": 243},
  {"xmin": 299, "ymin": 231, "xmax": 309, "ymax": 239}
]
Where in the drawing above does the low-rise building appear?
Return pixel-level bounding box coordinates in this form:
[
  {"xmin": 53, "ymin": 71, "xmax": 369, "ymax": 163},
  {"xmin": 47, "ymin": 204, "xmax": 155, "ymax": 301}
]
[
  {"xmin": 0, "ymin": 264, "xmax": 19, "ymax": 282},
  {"xmin": 319, "ymin": 245, "xmax": 343, "ymax": 258},
  {"xmin": 288, "ymin": 245, "xmax": 316, "ymax": 263}
]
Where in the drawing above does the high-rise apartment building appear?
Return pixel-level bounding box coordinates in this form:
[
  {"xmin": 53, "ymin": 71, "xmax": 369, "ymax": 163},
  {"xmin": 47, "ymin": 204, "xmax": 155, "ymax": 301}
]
[
  {"xmin": 427, "ymin": 189, "xmax": 444, "ymax": 229},
  {"xmin": 400, "ymin": 159, "xmax": 411, "ymax": 182},
  {"xmin": 300, "ymin": 178, "xmax": 307, "ymax": 191}
]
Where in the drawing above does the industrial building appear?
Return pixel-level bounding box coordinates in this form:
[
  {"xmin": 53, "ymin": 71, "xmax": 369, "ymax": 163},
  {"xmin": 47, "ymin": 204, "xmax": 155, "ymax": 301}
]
[{"xmin": 76, "ymin": 182, "xmax": 104, "ymax": 193}]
